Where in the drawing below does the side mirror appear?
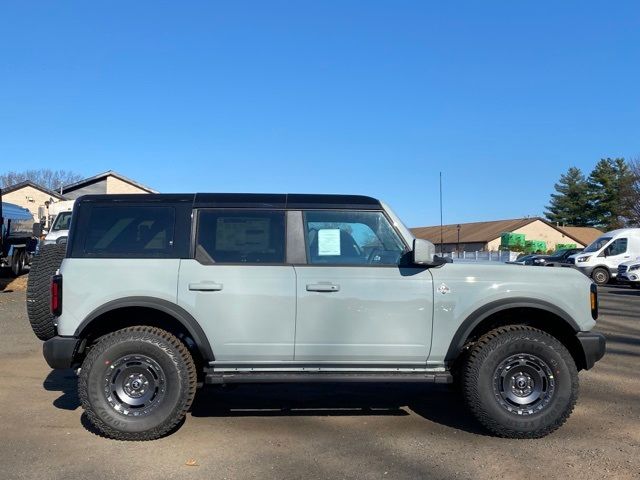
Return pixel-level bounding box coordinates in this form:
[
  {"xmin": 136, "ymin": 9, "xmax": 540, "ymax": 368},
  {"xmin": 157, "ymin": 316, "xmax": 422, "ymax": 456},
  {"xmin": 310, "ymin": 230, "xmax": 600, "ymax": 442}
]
[
  {"xmin": 413, "ymin": 238, "xmax": 437, "ymax": 265},
  {"xmin": 32, "ymin": 223, "xmax": 42, "ymax": 237}
]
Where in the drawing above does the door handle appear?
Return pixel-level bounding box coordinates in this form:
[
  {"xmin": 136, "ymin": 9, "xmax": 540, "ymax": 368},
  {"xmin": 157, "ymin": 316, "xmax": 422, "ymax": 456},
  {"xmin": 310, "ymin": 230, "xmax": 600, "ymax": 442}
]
[
  {"xmin": 306, "ymin": 283, "xmax": 340, "ymax": 292},
  {"xmin": 189, "ymin": 282, "xmax": 223, "ymax": 292}
]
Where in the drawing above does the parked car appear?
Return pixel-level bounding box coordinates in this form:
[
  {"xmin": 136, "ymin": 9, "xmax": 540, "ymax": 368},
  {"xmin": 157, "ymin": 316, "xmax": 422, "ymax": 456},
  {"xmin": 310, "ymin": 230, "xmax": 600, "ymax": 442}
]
[
  {"xmin": 43, "ymin": 200, "xmax": 74, "ymax": 245},
  {"xmin": 26, "ymin": 193, "xmax": 605, "ymax": 441},
  {"xmin": 569, "ymin": 228, "xmax": 640, "ymax": 285},
  {"xmin": 543, "ymin": 248, "xmax": 584, "ymax": 267},
  {"xmin": 616, "ymin": 259, "xmax": 640, "ymax": 289},
  {"xmin": 506, "ymin": 254, "xmax": 548, "ymax": 266}
]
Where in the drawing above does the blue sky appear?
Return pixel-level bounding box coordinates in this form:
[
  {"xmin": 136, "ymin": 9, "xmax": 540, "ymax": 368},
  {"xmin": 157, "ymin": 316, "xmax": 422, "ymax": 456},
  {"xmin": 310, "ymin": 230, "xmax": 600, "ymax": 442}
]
[{"xmin": 1, "ymin": 1, "xmax": 638, "ymax": 227}]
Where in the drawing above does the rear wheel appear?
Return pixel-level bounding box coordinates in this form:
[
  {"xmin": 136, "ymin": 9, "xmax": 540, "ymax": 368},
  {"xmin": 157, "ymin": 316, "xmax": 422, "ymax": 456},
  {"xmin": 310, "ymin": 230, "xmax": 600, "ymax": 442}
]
[
  {"xmin": 591, "ymin": 267, "xmax": 610, "ymax": 285},
  {"xmin": 10, "ymin": 249, "xmax": 26, "ymax": 277},
  {"xmin": 462, "ymin": 325, "xmax": 578, "ymax": 438},
  {"xmin": 78, "ymin": 326, "xmax": 197, "ymax": 441}
]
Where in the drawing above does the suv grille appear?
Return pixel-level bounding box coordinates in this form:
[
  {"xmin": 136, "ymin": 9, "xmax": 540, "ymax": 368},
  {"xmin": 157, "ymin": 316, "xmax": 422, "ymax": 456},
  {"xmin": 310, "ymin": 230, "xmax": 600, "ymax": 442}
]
[
  {"xmin": 618, "ymin": 265, "xmax": 628, "ymax": 275},
  {"xmin": 566, "ymin": 257, "xmax": 575, "ymax": 265}
]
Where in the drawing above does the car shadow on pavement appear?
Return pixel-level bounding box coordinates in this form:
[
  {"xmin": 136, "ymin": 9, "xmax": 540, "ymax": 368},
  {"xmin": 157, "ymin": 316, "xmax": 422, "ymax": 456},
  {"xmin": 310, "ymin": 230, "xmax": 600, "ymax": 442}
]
[
  {"xmin": 43, "ymin": 369, "xmax": 80, "ymax": 410},
  {"xmin": 44, "ymin": 371, "xmax": 487, "ymax": 436},
  {"xmin": 191, "ymin": 383, "xmax": 487, "ymax": 435}
]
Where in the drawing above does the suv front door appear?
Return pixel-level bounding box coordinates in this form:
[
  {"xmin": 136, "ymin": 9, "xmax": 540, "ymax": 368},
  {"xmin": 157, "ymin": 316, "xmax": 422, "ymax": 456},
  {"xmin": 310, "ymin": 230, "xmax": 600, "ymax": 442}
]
[
  {"xmin": 601, "ymin": 237, "xmax": 631, "ymax": 273},
  {"xmin": 177, "ymin": 209, "xmax": 296, "ymax": 362},
  {"xmin": 293, "ymin": 210, "xmax": 433, "ymax": 364}
]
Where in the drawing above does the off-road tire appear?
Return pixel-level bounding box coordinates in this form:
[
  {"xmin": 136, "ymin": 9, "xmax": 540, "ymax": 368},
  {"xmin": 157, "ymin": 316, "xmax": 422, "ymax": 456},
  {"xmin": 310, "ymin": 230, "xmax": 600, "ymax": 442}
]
[
  {"xmin": 591, "ymin": 267, "xmax": 610, "ymax": 285},
  {"xmin": 26, "ymin": 244, "xmax": 67, "ymax": 340},
  {"xmin": 462, "ymin": 325, "xmax": 578, "ymax": 439},
  {"xmin": 78, "ymin": 326, "xmax": 197, "ymax": 441}
]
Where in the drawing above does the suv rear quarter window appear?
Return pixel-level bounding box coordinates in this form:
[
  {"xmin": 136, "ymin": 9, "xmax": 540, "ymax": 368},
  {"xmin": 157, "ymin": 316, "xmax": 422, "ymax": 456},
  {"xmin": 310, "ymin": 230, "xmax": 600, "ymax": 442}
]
[{"xmin": 82, "ymin": 206, "xmax": 176, "ymax": 257}]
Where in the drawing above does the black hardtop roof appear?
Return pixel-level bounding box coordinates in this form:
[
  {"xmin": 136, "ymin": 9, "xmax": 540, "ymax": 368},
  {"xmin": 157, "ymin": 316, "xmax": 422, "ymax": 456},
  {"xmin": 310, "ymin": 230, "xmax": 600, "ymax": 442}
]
[{"xmin": 76, "ymin": 193, "xmax": 382, "ymax": 210}]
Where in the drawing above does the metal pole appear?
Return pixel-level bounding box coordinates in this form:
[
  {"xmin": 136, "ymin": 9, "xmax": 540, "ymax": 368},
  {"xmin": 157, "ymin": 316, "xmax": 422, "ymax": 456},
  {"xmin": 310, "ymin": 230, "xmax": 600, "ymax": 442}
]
[
  {"xmin": 439, "ymin": 172, "xmax": 443, "ymax": 254},
  {"xmin": 457, "ymin": 224, "xmax": 461, "ymax": 258}
]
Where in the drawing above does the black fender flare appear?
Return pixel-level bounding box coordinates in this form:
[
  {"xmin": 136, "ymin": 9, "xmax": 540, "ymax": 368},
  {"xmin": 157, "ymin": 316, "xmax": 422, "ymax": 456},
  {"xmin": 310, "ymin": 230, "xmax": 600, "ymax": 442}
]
[
  {"xmin": 74, "ymin": 296, "xmax": 214, "ymax": 362},
  {"xmin": 445, "ymin": 297, "xmax": 580, "ymax": 362}
]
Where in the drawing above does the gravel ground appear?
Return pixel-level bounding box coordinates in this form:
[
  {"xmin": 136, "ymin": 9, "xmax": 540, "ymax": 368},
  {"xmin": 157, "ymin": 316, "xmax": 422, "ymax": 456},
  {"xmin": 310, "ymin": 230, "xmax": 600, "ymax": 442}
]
[{"xmin": 0, "ymin": 279, "xmax": 638, "ymax": 480}]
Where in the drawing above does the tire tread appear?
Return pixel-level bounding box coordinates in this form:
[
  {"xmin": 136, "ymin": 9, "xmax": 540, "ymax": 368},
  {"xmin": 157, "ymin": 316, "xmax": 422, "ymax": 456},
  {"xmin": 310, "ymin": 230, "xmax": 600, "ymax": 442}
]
[
  {"xmin": 78, "ymin": 326, "xmax": 197, "ymax": 441},
  {"xmin": 462, "ymin": 325, "xmax": 579, "ymax": 439}
]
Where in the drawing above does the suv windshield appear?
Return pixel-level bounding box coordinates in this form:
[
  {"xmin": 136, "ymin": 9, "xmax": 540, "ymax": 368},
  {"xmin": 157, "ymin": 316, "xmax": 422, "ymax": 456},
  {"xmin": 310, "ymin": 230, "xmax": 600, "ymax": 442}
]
[
  {"xmin": 583, "ymin": 237, "xmax": 612, "ymax": 253},
  {"xmin": 51, "ymin": 211, "xmax": 72, "ymax": 231}
]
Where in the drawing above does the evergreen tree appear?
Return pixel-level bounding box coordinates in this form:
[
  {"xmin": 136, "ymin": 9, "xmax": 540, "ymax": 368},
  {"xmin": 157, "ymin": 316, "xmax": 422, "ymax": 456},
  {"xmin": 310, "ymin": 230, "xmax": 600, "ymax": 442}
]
[
  {"xmin": 545, "ymin": 167, "xmax": 590, "ymax": 226},
  {"xmin": 586, "ymin": 158, "xmax": 635, "ymax": 230}
]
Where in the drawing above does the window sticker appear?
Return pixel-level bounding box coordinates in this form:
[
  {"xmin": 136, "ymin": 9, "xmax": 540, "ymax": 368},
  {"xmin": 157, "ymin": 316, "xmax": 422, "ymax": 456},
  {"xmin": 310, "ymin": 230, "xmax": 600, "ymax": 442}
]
[{"xmin": 317, "ymin": 229, "xmax": 341, "ymax": 256}]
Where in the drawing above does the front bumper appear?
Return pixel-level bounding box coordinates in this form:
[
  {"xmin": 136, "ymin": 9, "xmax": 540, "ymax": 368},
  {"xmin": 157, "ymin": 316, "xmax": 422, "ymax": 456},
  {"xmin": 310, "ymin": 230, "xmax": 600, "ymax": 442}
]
[
  {"xmin": 574, "ymin": 265, "xmax": 595, "ymax": 277},
  {"xmin": 617, "ymin": 273, "xmax": 640, "ymax": 284},
  {"xmin": 576, "ymin": 332, "xmax": 606, "ymax": 370},
  {"xmin": 43, "ymin": 336, "xmax": 80, "ymax": 369}
]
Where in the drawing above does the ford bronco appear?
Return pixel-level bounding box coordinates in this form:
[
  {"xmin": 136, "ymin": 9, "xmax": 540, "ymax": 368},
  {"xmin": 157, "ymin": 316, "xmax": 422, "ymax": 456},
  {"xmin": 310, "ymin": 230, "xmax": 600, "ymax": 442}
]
[{"xmin": 26, "ymin": 193, "xmax": 605, "ymax": 440}]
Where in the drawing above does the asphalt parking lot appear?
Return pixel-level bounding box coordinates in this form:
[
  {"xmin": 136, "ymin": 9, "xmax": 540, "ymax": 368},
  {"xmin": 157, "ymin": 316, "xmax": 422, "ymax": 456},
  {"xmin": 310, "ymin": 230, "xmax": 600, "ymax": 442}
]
[{"xmin": 0, "ymin": 277, "xmax": 638, "ymax": 480}]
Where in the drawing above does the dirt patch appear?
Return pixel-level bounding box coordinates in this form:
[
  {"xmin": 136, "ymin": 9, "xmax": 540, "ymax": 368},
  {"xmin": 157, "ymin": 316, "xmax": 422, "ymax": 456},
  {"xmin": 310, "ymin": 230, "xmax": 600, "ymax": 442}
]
[{"xmin": 0, "ymin": 273, "xmax": 28, "ymax": 293}]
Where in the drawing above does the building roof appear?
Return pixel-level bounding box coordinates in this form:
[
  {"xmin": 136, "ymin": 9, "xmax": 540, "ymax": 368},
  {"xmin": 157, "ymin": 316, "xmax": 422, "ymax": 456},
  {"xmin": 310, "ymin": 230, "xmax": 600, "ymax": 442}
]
[
  {"xmin": 61, "ymin": 170, "xmax": 158, "ymax": 194},
  {"xmin": 0, "ymin": 180, "xmax": 66, "ymax": 200},
  {"xmin": 411, "ymin": 218, "xmax": 537, "ymax": 245},
  {"xmin": 411, "ymin": 217, "xmax": 601, "ymax": 246},
  {"xmin": 557, "ymin": 226, "xmax": 603, "ymax": 246}
]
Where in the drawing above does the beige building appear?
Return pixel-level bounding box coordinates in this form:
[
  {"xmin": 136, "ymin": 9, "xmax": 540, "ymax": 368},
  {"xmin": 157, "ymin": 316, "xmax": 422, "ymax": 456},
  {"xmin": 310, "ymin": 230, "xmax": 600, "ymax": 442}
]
[
  {"xmin": 1, "ymin": 171, "xmax": 156, "ymax": 225},
  {"xmin": 411, "ymin": 218, "xmax": 603, "ymax": 253},
  {"xmin": 0, "ymin": 181, "xmax": 66, "ymax": 223},
  {"xmin": 61, "ymin": 171, "xmax": 157, "ymax": 199}
]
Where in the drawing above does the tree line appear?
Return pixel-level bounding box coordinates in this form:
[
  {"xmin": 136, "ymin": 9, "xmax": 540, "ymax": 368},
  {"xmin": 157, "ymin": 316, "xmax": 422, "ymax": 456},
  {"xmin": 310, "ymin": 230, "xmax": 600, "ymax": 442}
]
[
  {"xmin": 545, "ymin": 158, "xmax": 639, "ymax": 231},
  {"xmin": 0, "ymin": 169, "xmax": 83, "ymax": 192}
]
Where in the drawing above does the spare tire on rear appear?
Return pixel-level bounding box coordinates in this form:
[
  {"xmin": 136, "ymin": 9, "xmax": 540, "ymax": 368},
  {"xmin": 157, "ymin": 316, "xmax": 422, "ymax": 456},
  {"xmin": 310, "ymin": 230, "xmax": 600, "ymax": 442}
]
[{"xmin": 26, "ymin": 244, "xmax": 67, "ymax": 341}]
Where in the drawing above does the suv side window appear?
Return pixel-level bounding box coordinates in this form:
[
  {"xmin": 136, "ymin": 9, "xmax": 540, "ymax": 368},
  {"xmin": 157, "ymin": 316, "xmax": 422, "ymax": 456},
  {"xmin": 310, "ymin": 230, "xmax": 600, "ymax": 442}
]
[
  {"xmin": 605, "ymin": 238, "xmax": 627, "ymax": 256},
  {"xmin": 196, "ymin": 210, "xmax": 285, "ymax": 264},
  {"xmin": 83, "ymin": 206, "xmax": 175, "ymax": 257},
  {"xmin": 303, "ymin": 210, "xmax": 406, "ymax": 266}
]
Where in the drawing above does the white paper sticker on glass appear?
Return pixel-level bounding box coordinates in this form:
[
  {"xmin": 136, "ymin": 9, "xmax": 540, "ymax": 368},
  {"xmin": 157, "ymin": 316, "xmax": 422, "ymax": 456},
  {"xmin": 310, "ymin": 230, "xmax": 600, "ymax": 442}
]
[{"xmin": 317, "ymin": 229, "xmax": 341, "ymax": 256}]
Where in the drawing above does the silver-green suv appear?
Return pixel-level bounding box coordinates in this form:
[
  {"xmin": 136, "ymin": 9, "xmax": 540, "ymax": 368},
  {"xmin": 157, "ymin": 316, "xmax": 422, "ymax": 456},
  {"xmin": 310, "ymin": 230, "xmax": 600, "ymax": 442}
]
[{"xmin": 26, "ymin": 193, "xmax": 605, "ymax": 440}]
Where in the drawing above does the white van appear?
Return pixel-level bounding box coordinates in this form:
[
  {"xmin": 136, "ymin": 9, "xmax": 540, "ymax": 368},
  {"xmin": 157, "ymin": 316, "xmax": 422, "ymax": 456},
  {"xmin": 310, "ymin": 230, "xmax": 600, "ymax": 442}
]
[
  {"xmin": 569, "ymin": 228, "xmax": 640, "ymax": 285},
  {"xmin": 43, "ymin": 200, "xmax": 75, "ymax": 245}
]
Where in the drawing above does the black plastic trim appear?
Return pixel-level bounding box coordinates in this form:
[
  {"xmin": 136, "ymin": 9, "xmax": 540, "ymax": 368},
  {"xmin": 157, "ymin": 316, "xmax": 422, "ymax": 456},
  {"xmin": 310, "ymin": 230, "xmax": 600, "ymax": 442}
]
[
  {"xmin": 74, "ymin": 296, "xmax": 214, "ymax": 361},
  {"xmin": 576, "ymin": 332, "xmax": 606, "ymax": 370},
  {"xmin": 286, "ymin": 210, "xmax": 307, "ymax": 264},
  {"xmin": 205, "ymin": 371, "xmax": 453, "ymax": 384},
  {"xmin": 43, "ymin": 336, "xmax": 80, "ymax": 369},
  {"xmin": 445, "ymin": 297, "xmax": 581, "ymax": 362}
]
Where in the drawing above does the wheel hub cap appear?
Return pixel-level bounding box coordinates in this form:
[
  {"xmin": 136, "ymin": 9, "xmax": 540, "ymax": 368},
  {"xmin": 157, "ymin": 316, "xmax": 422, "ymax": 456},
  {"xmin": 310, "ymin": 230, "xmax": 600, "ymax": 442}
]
[
  {"xmin": 493, "ymin": 354, "xmax": 555, "ymax": 415},
  {"xmin": 103, "ymin": 355, "xmax": 166, "ymax": 416}
]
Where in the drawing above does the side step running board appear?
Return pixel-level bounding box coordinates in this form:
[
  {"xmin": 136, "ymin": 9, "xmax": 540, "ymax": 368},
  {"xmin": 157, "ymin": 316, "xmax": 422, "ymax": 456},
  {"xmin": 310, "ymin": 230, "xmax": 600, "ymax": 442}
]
[{"xmin": 205, "ymin": 371, "xmax": 453, "ymax": 385}]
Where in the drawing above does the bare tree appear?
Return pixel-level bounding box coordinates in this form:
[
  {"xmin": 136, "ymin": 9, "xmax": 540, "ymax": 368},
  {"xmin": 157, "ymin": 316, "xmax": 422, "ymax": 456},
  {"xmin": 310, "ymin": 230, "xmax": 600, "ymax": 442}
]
[{"xmin": 0, "ymin": 169, "xmax": 84, "ymax": 192}]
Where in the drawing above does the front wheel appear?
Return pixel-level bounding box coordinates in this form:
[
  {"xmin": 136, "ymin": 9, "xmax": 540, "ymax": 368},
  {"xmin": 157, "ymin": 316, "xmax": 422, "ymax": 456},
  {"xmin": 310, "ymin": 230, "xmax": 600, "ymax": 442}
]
[
  {"xmin": 591, "ymin": 267, "xmax": 610, "ymax": 285},
  {"xmin": 78, "ymin": 326, "xmax": 197, "ymax": 440},
  {"xmin": 462, "ymin": 325, "xmax": 578, "ymax": 438}
]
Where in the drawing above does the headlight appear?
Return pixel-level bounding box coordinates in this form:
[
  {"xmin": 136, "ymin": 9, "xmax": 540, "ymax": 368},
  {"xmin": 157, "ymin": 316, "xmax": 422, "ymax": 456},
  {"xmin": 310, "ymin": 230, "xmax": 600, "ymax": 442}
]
[
  {"xmin": 577, "ymin": 256, "xmax": 591, "ymax": 263},
  {"xmin": 630, "ymin": 265, "xmax": 640, "ymax": 272}
]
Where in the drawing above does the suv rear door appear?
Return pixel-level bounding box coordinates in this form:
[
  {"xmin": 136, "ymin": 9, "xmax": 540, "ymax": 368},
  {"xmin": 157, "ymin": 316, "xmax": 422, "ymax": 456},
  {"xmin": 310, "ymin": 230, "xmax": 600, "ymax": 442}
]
[
  {"xmin": 177, "ymin": 209, "xmax": 296, "ymax": 362},
  {"xmin": 293, "ymin": 210, "xmax": 433, "ymax": 364}
]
